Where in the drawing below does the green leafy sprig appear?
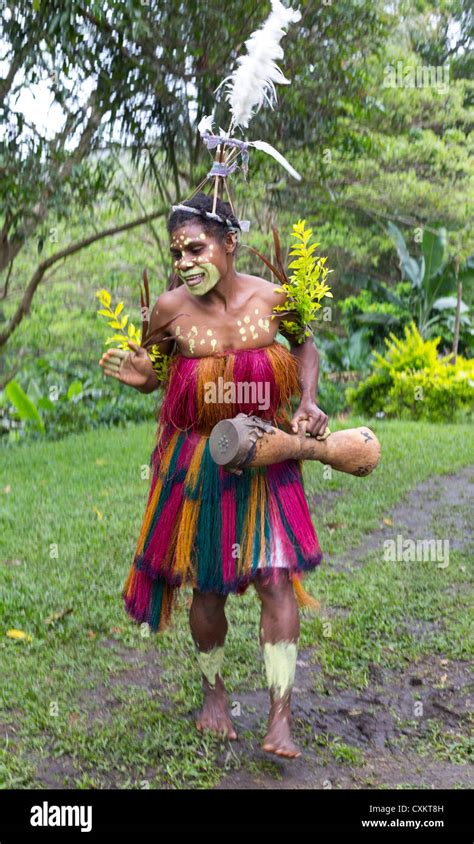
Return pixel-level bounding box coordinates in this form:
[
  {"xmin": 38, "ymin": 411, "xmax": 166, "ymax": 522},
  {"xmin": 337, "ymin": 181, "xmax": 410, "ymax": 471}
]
[{"xmin": 272, "ymin": 219, "xmax": 333, "ymax": 343}]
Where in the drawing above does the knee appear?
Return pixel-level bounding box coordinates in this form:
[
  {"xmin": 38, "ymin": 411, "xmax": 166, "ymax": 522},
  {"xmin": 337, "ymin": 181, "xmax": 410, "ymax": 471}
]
[
  {"xmin": 254, "ymin": 571, "xmax": 294, "ymax": 604},
  {"xmin": 191, "ymin": 590, "xmax": 227, "ymax": 624}
]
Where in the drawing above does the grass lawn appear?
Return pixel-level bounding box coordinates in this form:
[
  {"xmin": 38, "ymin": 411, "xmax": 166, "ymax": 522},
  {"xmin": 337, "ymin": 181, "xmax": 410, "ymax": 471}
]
[{"xmin": 0, "ymin": 416, "xmax": 473, "ymax": 788}]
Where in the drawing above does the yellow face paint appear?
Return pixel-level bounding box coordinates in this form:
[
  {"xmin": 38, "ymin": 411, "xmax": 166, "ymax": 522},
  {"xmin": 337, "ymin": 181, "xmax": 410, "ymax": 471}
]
[
  {"xmin": 196, "ymin": 645, "xmax": 225, "ymax": 688},
  {"xmin": 263, "ymin": 641, "xmax": 297, "ymax": 699}
]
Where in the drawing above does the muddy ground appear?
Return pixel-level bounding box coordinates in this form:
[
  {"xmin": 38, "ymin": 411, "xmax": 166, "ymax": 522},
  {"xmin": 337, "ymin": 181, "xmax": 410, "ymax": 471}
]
[{"xmin": 15, "ymin": 466, "xmax": 474, "ymax": 789}]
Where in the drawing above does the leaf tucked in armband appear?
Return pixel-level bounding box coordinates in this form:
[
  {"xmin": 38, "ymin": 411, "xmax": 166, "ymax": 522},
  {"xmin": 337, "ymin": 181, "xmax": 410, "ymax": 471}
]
[
  {"xmin": 147, "ymin": 344, "xmax": 172, "ymax": 381},
  {"xmin": 273, "ymin": 219, "xmax": 333, "ymax": 340}
]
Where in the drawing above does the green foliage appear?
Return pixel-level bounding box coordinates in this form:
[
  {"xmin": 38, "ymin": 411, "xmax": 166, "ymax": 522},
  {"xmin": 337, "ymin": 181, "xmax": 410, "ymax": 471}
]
[
  {"xmin": 347, "ymin": 322, "xmax": 474, "ymax": 421},
  {"xmin": 386, "ymin": 223, "xmax": 473, "ymax": 342},
  {"xmin": 4, "ymin": 380, "xmax": 45, "ymax": 434},
  {"xmin": 317, "ymin": 378, "xmax": 347, "ymax": 417},
  {"xmin": 319, "ymin": 328, "xmax": 373, "ymax": 376},
  {"xmin": 339, "ymin": 283, "xmax": 413, "ymax": 347},
  {"xmin": 0, "ymin": 357, "xmax": 155, "ymax": 444},
  {"xmin": 272, "ymin": 220, "xmax": 333, "ymax": 344}
]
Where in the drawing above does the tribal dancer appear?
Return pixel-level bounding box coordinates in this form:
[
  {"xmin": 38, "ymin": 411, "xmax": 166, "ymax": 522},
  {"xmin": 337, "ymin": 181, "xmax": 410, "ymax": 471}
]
[
  {"xmin": 99, "ymin": 1, "xmax": 330, "ymax": 758},
  {"xmin": 100, "ymin": 192, "xmax": 328, "ymax": 758}
]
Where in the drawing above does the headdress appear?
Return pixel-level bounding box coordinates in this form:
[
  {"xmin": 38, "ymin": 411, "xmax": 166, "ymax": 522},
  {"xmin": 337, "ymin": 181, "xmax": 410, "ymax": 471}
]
[
  {"xmin": 173, "ymin": 0, "xmax": 303, "ymax": 232},
  {"xmin": 139, "ymin": 2, "xmax": 333, "ymax": 359}
]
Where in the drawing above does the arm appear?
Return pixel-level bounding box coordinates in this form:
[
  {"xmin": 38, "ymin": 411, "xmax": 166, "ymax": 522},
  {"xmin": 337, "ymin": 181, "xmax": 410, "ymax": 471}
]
[
  {"xmin": 288, "ymin": 335, "xmax": 328, "ymax": 436},
  {"xmin": 99, "ymin": 293, "xmax": 177, "ymax": 393},
  {"xmin": 290, "ymin": 335, "xmax": 320, "ymax": 402},
  {"xmin": 270, "ymin": 285, "xmax": 328, "ymax": 436}
]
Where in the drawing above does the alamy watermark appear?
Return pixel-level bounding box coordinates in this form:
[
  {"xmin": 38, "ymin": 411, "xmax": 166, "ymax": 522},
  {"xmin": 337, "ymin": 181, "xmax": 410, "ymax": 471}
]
[
  {"xmin": 203, "ymin": 377, "xmax": 270, "ymax": 411},
  {"xmin": 383, "ymin": 62, "xmax": 450, "ymax": 91},
  {"xmin": 31, "ymin": 801, "xmax": 92, "ymax": 832},
  {"xmin": 383, "ymin": 534, "xmax": 449, "ymax": 568}
]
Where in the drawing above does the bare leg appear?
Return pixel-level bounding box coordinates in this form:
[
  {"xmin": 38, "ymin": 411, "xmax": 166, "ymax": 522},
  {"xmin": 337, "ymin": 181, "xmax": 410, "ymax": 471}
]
[
  {"xmin": 254, "ymin": 570, "xmax": 301, "ymax": 758},
  {"xmin": 189, "ymin": 589, "xmax": 237, "ymax": 740}
]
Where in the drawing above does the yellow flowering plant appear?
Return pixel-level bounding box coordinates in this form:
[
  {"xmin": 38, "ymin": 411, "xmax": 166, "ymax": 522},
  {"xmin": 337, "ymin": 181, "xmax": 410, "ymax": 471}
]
[
  {"xmin": 96, "ymin": 288, "xmax": 141, "ymax": 349},
  {"xmin": 272, "ymin": 220, "xmax": 333, "ymax": 343},
  {"xmin": 96, "ymin": 285, "xmax": 172, "ymax": 382}
]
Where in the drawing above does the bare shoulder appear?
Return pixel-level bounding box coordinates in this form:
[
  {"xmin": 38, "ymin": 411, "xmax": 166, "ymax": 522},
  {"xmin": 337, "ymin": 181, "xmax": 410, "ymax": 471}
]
[
  {"xmin": 239, "ymin": 273, "xmax": 287, "ymax": 308},
  {"xmin": 145, "ymin": 287, "xmax": 190, "ymax": 354},
  {"xmin": 149, "ymin": 286, "xmax": 191, "ymax": 328},
  {"xmin": 150, "ymin": 286, "xmax": 185, "ymax": 317}
]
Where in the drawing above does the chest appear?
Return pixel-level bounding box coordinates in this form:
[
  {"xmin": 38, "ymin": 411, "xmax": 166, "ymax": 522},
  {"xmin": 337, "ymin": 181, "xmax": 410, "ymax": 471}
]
[{"xmin": 170, "ymin": 306, "xmax": 280, "ymax": 356}]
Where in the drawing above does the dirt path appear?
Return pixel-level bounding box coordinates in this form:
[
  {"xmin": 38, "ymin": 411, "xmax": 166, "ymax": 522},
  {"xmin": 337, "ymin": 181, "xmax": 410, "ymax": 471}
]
[{"xmin": 214, "ymin": 465, "xmax": 474, "ymax": 789}]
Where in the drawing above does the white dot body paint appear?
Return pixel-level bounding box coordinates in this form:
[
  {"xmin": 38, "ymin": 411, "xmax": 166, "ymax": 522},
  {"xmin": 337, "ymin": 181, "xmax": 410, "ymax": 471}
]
[
  {"xmin": 263, "ymin": 641, "xmax": 298, "ymax": 700},
  {"xmin": 196, "ymin": 645, "xmax": 225, "ymax": 688}
]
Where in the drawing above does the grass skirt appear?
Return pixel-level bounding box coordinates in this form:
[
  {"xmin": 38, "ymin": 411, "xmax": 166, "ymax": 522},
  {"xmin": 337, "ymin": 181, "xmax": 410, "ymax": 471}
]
[{"xmin": 123, "ymin": 341, "xmax": 322, "ymax": 631}]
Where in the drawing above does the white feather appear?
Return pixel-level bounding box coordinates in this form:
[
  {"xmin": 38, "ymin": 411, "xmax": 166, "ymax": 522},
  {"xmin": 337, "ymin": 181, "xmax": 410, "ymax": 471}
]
[
  {"xmin": 249, "ymin": 139, "xmax": 302, "ymax": 181},
  {"xmin": 215, "ymin": 0, "xmax": 302, "ymax": 131},
  {"xmin": 197, "ymin": 114, "xmax": 215, "ymax": 135}
]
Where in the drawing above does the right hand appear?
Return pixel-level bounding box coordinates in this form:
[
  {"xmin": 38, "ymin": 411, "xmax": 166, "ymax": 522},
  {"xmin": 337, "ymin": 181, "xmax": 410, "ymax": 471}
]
[{"xmin": 98, "ymin": 340, "xmax": 156, "ymax": 389}]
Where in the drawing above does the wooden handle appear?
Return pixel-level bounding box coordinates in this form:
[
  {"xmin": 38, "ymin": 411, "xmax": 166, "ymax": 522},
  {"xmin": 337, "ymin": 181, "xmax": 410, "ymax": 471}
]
[{"xmin": 209, "ymin": 415, "xmax": 381, "ymax": 476}]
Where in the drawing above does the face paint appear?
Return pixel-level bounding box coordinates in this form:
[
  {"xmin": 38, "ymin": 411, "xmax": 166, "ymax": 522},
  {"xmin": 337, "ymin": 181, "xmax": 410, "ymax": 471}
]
[
  {"xmin": 196, "ymin": 644, "xmax": 225, "ymax": 688},
  {"xmin": 263, "ymin": 641, "xmax": 297, "ymax": 700},
  {"xmin": 179, "ymin": 262, "xmax": 221, "ymax": 295}
]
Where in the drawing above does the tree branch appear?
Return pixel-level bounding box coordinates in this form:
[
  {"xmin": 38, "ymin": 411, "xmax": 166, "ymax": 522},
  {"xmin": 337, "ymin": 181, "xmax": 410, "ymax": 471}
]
[{"xmin": 0, "ymin": 207, "xmax": 168, "ymax": 348}]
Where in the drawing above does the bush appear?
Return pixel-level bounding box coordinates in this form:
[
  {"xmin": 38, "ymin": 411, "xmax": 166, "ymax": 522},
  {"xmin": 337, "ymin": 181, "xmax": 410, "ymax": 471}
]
[
  {"xmin": 0, "ymin": 355, "xmax": 157, "ymax": 445},
  {"xmin": 346, "ymin": 322, "xmax": 474, "ymax": 422},
  {"xmin": 339, "ymin": 283, "xmax": 412, "ymax": 348}
]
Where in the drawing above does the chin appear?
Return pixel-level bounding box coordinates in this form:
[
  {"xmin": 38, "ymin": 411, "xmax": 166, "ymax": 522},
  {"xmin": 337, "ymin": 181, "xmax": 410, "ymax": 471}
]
[{"xmin": 186, "ymin": 282, "xmax": 219, "ymax": 296}]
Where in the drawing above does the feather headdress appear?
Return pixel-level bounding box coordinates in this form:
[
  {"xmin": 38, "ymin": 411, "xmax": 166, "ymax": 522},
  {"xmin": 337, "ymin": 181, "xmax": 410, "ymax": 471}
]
[
  {"xmin": 215, "ymin": 0, "xmax": 302, "ymax": 132},
  {"xmin": 181, "ymin": 1, "xmax": 303, "ymax": 224}
]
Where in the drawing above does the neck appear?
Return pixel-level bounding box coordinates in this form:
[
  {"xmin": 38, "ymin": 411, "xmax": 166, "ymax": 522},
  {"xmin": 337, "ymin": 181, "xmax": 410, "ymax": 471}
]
[{"xmin": 197, "ymin": 264, "xmax": 240, "ymax": 310}]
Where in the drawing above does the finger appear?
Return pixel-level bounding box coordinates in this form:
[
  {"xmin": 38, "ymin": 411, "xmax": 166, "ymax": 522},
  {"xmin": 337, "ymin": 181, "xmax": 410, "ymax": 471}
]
[
  {"xmin": 316, "ymin": 416, "xmax": 329, "ymax": 436},
  {"xmin": 291, "ymin": 415, "xmax": 309, "ymax": 434},
  {"xmin": 103, "ymin": 368, "xmax": 120, "ymax": 379},
  {"xmin": 106, "ymin": 358, "xmax": 123, "ymax": 370},
  {"xmin": 100, "ymin": 349, "xmax": 125, "ymax": 365},
  {"xmin": 305, "ymin": 418, "xmax": 318, "ymax": 436},
  {"xmin": 105, "ymin": 348, "xmax": 127, "ymax": 358}
]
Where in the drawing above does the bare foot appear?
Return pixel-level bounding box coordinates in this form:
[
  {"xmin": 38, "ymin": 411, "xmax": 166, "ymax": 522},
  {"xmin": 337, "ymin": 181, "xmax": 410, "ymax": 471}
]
[
  {"xmin": 196, "ymin": 675, "xmax": 238, "ymax": 740},
  {"xmin": 262, "ymin": 697, "xmax": 301, "ymax": 758}
]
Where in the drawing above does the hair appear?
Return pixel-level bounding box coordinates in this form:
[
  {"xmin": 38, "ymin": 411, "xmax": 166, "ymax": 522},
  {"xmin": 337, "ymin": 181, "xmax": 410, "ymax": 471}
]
[{"xmin": 166, "ymin": 191, "xmax": 241, "ymax": 246}]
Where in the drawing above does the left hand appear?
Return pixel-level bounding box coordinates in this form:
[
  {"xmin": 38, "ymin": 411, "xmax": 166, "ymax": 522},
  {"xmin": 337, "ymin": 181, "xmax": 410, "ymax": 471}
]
[{"xmin": 291, "ymin": 399, "xmax": 328, "ymax": 437}]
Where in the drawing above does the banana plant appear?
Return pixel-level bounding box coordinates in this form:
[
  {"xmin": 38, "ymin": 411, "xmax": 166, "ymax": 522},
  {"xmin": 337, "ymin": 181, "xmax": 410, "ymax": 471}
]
[{"xmin": 386, "ymin": 223, "xmax": 473, "ymax": 338}]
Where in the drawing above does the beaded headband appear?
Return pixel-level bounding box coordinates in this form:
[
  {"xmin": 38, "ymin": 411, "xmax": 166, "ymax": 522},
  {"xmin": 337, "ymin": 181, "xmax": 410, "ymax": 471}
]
[{"xmin": 171, "ymin": 204, "xmax": 250, "ymax": 233}]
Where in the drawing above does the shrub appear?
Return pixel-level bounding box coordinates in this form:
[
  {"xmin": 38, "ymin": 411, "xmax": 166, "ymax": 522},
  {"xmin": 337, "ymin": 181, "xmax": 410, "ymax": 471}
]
[{"xmin": 346, "ymin": 322, "xmax": 474, "ymax": 422}]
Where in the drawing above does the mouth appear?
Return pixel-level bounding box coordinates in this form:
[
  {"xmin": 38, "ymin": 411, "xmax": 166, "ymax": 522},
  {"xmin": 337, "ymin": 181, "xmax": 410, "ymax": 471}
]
[{"xmin": 184, "ymin": 272, "xmax": 205, "ymax": 286}]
